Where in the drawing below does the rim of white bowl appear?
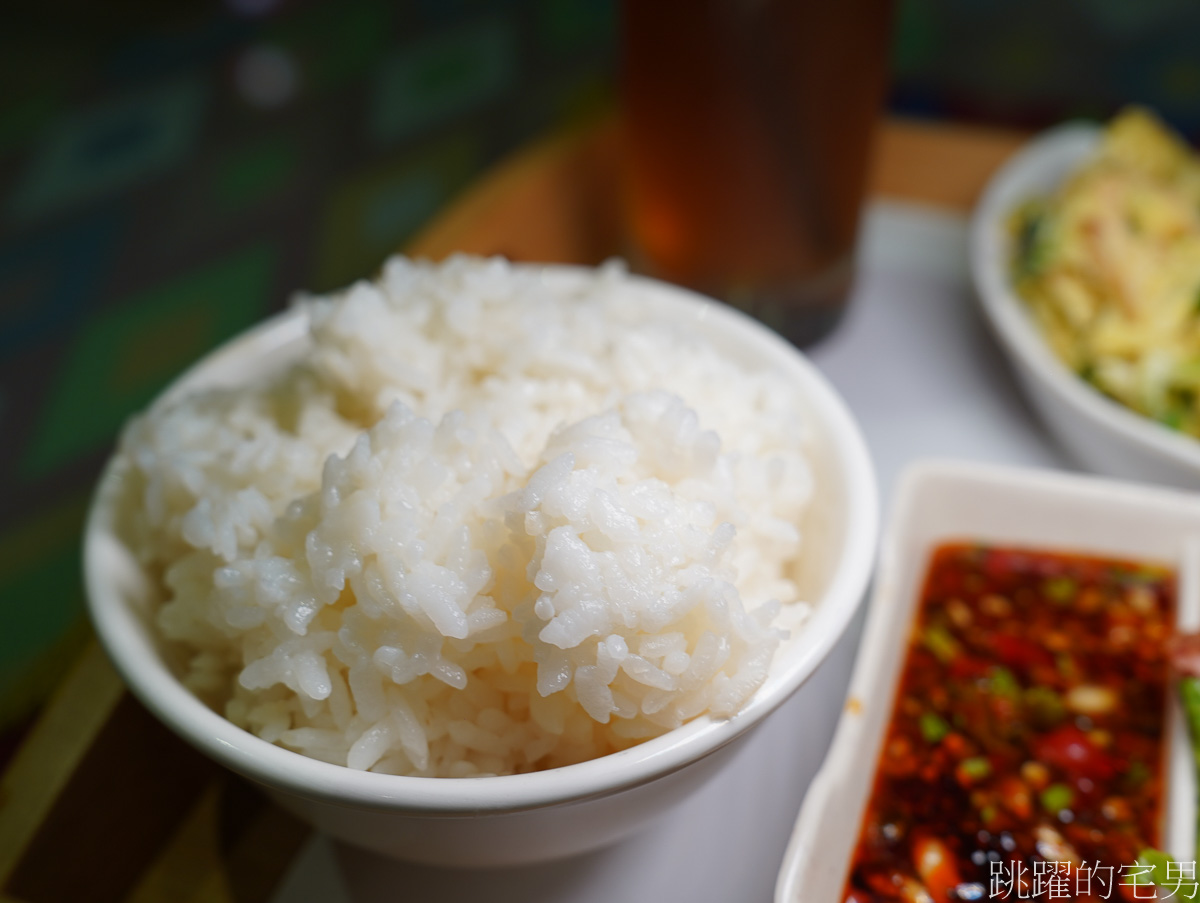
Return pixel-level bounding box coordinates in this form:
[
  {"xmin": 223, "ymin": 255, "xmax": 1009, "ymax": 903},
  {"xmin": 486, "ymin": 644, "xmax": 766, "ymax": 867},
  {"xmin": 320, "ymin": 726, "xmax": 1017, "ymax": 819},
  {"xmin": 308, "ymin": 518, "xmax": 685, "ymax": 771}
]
[
  {"xmin": 84, "ymin": 265, "xmax": 878, "ymax": 814},
  {"xmin": 969, "ymin": 121, "xmax": 1200, "ymax": 478}
]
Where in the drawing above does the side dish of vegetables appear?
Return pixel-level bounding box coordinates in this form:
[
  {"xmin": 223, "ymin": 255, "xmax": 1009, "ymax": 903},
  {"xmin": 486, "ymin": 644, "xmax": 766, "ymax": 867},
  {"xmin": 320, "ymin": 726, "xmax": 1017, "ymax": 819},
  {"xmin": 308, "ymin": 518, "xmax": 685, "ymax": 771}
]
[{"xmin": 1011, "ymin": 108, "xmax": 1200, "ymax": 438}]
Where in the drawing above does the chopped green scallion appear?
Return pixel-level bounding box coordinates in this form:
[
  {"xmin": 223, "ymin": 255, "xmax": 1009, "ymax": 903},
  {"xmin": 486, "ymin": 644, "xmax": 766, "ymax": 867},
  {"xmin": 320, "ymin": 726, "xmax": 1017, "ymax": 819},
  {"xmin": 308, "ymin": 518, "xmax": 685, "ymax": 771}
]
[
  {"xmin": 919, "ymin": 712, "xmax": 950, "ymax": 744},
  {"xmin": 1042, "ymin": 577, "xmax": 1076, "ymax": 604},
  {"xmin": 1135, "ymin": 848, "xmax": 1199, "ymax": 895},
  {"xmin": 922, "ymin": 623, "xmax": 960, "ymax": 664},
  {"xmin": 1126, "ymin": 760, "xmax": 1150, "ymax": 787},
  {"xmin": 989, "ymin": 666, "xmax": 1020, "ymax": 698},
  {"xmin": 1040, "ymin": 783, "xmax": 1074, "ymax": 812},
  {"xmin": 960, "ymin": 757, "xmax": 992, "ymax": 780}
]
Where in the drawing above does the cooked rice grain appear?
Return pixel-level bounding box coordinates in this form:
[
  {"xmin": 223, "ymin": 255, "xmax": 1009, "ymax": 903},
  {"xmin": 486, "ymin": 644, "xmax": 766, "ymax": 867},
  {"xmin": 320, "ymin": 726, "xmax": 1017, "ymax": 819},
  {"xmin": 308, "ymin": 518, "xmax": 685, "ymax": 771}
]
[{"xmin": 119, "ymin": 256, "xmax": 814, "ymax": 776}]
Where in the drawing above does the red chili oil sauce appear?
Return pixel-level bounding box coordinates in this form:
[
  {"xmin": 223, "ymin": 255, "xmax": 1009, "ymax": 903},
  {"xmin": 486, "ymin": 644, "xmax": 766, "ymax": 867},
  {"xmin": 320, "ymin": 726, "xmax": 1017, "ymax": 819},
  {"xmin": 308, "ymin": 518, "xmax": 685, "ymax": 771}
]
[{"xmin": 842, "ymin": 544, "xmax": 1174, "ymax": 902}]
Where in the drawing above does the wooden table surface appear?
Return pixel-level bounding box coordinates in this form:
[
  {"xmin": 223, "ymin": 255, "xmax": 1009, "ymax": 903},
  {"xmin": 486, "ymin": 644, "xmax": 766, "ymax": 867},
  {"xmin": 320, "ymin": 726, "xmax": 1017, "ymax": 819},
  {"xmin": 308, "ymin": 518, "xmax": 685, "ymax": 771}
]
[
  {"xmin": 407, "ymin": 114, "xmax": 1029, "ymax": 263},
  {"xmin": 0, "ymin": 114, "xmax": 1031, "ymax": 903}
]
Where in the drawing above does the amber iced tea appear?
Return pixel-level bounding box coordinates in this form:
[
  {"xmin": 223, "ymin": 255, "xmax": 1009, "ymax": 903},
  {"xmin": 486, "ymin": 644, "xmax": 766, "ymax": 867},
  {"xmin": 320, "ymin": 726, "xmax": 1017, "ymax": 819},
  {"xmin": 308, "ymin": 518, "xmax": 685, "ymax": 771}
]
[{"xmin": 621, "ymin": 0, "xmax": 892, "ymax": 345}]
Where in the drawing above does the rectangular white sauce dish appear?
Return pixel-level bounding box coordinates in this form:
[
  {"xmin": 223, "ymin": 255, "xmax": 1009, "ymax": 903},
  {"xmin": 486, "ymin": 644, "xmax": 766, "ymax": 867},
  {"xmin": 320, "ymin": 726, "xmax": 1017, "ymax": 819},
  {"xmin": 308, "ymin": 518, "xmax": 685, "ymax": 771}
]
[{"xmin": 776, "ymin": 460, "xmax": 1199, "ymax": 901}]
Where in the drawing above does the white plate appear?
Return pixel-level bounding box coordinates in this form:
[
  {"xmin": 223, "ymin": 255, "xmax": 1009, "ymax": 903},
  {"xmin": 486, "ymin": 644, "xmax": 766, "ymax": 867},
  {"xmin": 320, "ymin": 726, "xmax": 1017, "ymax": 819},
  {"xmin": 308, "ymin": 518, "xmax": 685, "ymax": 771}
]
[
  {"xmin": 970, "ymin": 123, "xmax": 1200, "ymax": 488},
  {"xmin": 776, "ymin": 459, "xmax": 1200, "ymax": 902}
]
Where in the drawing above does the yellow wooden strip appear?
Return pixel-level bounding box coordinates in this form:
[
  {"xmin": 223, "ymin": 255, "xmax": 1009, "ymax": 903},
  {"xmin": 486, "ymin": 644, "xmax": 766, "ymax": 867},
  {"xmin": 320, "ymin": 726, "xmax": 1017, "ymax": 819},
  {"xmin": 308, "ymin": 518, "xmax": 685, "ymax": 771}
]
[
  {"xmin": 123, "ymin": 780, "xmax": 232, "ymax": 903},
  {"xmin": 220, "ymin": 794, "xmax": 309, "ymax": 902},
  {"xmin": 0, "ymin": 640, "xmax": 125, "ymax": 885}
]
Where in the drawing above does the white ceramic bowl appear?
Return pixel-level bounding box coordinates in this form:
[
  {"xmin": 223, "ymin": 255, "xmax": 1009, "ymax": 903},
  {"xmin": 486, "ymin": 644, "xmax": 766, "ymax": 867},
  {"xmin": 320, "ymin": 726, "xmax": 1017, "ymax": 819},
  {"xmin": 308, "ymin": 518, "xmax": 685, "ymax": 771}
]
[
  {"xmin": 970, "ymin": 123, "xmax": 1200, "ymax": 488},
  {"xmin": 776, "ymin": 459, "xmax": 1200, "ymax": 902},
  {"xmin": 85, "ymin": 266, "xmax": 878, "ymax": 868}
]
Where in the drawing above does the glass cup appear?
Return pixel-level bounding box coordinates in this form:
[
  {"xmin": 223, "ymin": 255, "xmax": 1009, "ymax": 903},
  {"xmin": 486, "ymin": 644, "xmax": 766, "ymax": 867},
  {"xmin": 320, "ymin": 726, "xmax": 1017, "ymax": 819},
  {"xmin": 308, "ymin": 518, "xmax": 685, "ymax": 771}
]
[{"xmin": 620, "ymin": 0, "xmax": 893, "ymax": 346}]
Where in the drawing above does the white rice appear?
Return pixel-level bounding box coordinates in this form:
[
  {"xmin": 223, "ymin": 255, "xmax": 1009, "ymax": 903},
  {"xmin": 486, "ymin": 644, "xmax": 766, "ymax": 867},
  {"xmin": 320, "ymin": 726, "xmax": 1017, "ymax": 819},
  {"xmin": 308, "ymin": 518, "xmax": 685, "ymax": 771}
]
[{"xmin": 118, "ymin": 255, "xmax": 815, "ymax": 776}]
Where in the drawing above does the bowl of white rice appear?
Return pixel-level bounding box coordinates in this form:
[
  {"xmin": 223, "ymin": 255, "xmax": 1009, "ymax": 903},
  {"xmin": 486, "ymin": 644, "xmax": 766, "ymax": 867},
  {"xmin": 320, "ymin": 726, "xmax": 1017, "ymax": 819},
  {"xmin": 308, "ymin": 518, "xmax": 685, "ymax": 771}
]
[{"xmin": 85, "ymin": 256, "xmax": 876, "ymax": 867}]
